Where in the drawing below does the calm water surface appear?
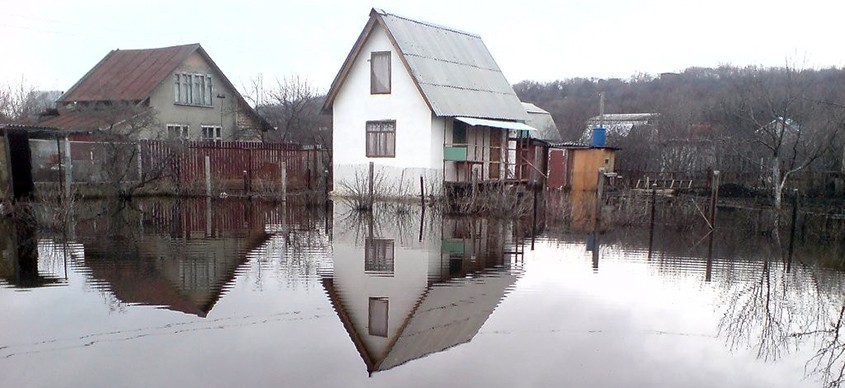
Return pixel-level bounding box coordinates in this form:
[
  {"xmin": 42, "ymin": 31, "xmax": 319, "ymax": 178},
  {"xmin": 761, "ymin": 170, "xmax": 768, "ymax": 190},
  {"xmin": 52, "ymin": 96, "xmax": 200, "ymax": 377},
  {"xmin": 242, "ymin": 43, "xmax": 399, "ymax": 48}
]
[{"xmin": 1, "ymin": 198, "xmax": 844, "ymax": 387}]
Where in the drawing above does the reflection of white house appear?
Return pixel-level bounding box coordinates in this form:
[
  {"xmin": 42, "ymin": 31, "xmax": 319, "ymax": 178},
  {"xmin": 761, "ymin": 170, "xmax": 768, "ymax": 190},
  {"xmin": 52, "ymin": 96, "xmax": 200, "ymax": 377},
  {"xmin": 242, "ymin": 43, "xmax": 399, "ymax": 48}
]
[
  {"xmin": 323, "ymin": 203, "xmax": 521, "ymax": 373},
  {"xmin": 323, "ymin": 8, "xmax": 534, "ymax": 195}
]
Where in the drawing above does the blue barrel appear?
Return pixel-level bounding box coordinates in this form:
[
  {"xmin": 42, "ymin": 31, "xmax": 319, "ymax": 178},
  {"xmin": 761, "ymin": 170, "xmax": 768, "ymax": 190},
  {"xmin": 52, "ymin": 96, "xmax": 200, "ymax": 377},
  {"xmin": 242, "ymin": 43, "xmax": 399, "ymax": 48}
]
[{"xmin": 592, "ymin": 127, "xmax": 606, "ymax": 147}]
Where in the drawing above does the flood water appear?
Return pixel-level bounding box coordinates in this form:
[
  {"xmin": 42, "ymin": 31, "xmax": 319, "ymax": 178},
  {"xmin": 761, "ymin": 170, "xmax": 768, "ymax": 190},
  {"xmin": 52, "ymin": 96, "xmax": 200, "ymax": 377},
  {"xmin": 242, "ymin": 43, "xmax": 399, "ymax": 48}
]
[{"xmin": 2, "ymin": 198, "xmax": 845, "ymax": 387}]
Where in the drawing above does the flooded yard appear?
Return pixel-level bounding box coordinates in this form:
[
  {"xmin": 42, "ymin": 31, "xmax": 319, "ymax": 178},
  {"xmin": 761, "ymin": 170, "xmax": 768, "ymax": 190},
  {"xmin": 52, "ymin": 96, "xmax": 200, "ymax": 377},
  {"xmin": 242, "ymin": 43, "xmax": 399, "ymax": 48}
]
[{"xmin": 1, "ymin": 198, "xmax": 844, "ymax": 387}]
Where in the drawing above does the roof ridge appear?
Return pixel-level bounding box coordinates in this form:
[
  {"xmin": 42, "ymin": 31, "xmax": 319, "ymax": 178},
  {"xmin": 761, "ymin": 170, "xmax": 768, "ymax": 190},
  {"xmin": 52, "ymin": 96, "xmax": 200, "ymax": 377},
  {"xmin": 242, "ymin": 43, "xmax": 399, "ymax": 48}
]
[
  {"xmin": 374, "ymin": 8, "xmax": 481, "ymax": 38},
  {"xmin": 111, "ymin": 43, "xmax": 201, "ymax": 53}
]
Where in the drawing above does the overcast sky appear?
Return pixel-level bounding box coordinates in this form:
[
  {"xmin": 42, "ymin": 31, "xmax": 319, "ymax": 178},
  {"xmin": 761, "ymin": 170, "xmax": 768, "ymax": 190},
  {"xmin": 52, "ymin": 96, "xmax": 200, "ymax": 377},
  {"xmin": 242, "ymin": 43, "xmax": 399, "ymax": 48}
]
[{"xmin": 3, "ymin": 0, "xmax": 844, "ymax": 97}]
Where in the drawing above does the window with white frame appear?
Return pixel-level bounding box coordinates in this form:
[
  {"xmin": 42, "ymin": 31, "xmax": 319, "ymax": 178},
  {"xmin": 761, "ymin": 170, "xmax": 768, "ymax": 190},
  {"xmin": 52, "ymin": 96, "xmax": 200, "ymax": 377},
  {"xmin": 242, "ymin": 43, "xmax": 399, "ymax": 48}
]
[
  {"xmin": 201, "ymin": 125, "xmax": 222, "ymax": 141},
  {"xmin": 366, "ymin": 120, "xmax": 395, "ymax": 157},
  {"xmin": 174, "ymin": 73, "xmax": 213, "ymax": 106},
  {"xmin": 166, "ymin": 124, "xmax": 190, "ymax": 140}
]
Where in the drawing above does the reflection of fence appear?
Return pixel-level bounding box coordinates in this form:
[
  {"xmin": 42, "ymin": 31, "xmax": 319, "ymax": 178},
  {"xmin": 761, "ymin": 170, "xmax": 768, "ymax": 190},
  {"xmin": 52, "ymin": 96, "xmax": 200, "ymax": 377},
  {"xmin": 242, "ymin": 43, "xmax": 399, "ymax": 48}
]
[
  {"xmin": 30, "ymin": 139, "xmax": 328, "ymax": 195},
  {"xmin": 141, "ymin": 199, "xmax": 286, "ymax": 238}
]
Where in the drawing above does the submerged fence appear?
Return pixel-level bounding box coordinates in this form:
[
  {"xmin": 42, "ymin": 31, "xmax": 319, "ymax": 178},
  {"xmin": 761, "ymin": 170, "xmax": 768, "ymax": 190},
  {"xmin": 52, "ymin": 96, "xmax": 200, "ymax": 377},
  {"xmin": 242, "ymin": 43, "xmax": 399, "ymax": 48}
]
[{"xmin": 29, "ymin": 139, "xmax": 329, "ymax": 196}]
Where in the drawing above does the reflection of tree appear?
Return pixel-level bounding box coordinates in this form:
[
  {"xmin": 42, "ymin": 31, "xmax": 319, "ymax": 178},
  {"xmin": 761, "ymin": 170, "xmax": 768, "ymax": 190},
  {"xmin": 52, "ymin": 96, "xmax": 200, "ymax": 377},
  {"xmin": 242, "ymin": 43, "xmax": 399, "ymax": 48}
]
[
  {"xmin": 718, "ymin": 257, "xmax": 794, "ymax": 361},
  {"xmin": 802, "ymin": 303, "xmax": 845, "ymax": 388},
  {"xmin": 715, "ymin": 238, "xmax": 845, "ymax": 387},
  {"xmin": 333, "ymin": 202, "xmax": 440, "ymax": 246}
]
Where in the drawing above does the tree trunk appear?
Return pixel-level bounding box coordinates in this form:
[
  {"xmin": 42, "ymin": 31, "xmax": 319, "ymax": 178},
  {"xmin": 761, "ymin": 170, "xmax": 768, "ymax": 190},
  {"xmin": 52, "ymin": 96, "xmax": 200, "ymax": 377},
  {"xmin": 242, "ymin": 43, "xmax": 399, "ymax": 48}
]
[{"xmin": 771, "ymin": 156, "xmax": 782, "ymax": 234}]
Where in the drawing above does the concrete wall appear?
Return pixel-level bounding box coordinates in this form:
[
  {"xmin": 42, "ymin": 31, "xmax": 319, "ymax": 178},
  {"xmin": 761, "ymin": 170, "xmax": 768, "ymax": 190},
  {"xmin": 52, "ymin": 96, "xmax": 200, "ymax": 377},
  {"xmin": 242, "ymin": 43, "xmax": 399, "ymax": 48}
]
[{"xmin": 332, "ymin": 24, "xmax": 443, "ymax": 196}]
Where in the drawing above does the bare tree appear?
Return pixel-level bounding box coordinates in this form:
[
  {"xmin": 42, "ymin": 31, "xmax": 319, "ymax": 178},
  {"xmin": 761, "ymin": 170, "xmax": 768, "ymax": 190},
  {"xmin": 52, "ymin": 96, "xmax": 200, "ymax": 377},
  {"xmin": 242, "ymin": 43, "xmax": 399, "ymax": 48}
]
[
  {"xmin": 246, "ymin": 75, "xmax": 332, "ymax": 149},
  {"xmin": 0, "ymin": 78, "xmax": 37, "ymax": 122},
  {"xmin": 720, "ymin": 66, "xmax": 845, "ymax": 221},
  {"xmin": 71, "ymin": 101, "xmax": 176, "ymax": 198}
]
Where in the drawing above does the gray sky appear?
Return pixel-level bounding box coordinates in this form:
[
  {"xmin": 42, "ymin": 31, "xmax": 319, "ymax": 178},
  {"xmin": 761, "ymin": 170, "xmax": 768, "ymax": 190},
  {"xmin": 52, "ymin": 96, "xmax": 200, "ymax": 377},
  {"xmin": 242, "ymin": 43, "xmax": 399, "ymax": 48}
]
[{"xmin": 3, "ymin": 0, "xmax": 844, "ymax": 97}]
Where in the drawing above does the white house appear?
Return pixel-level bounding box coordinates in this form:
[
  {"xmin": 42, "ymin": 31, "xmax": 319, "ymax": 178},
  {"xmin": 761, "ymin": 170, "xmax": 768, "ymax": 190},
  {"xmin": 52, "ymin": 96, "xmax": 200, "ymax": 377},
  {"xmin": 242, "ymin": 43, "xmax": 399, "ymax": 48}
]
[{"xmin": 323, "ymin": 8, "xmax": 534, "ymax": 197}]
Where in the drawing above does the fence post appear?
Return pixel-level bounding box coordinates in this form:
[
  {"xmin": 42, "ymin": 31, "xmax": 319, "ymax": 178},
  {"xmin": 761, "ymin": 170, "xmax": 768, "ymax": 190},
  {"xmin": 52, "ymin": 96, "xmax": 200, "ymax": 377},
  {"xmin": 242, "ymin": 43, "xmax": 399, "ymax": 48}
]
[
  {"xmin": 205, "ymin": 155, "xmax": 211, "ymax": 197},
  {"xmin": 136, "ymin": 143, "xmax": 143, "ymax": 181},
  {"xmin": 63, "ymin": 138, "xmax": 72, "ymax": 198},
  {"xmin": 594, "ymin": 168, "xmax": 605, "ymax": 231},
  {"xmin": 648, "ymin": 183, "xmax": 656, "ymax": 258},
  {"xmin": 420, "ymin": 175, "xmax": 425, "ymax": 207},
  {"xmin": 280, "ymin": 162, "xmax": 287, "ymax": 200},
  {"xmin": 709, "ymin": 170, "xmax": 720, "ymax": 230}
]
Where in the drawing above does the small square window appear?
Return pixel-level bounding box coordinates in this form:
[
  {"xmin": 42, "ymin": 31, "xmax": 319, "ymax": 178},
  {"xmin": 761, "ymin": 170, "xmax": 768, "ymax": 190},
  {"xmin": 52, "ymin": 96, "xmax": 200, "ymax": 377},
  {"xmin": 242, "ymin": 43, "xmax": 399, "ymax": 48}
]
[{"xmin": 201, "ymin": 125, "xmax": 222, "ymax": 142}]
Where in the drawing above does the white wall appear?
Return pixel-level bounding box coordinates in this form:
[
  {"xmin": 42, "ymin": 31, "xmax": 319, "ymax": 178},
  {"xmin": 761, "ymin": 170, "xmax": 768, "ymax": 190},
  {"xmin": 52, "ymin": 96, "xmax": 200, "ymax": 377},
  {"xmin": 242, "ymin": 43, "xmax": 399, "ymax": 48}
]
[
  {"xmin": 329, "ymin": 202, "xmax": 442, "ymax": 355},
  {"xmin": 332, "ymin": 24, "xmax": 443, "ymax": 197}
]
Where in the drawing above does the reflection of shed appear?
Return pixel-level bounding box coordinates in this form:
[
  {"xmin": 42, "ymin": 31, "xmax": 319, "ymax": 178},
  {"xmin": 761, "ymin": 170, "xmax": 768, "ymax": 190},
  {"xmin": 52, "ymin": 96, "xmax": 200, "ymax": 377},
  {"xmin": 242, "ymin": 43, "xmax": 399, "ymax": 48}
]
[{"xmin": 547, "ymin": 143, "xmax": 617, "ymax": 191}]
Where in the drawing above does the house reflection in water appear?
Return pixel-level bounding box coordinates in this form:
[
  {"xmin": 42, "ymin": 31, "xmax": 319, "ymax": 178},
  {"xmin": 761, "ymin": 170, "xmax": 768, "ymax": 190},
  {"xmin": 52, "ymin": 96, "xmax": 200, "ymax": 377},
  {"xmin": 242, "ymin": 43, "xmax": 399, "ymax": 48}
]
[
  {"xmin": 76, "ymin": 199, "xmax": 283, "ymax": 317},
  {"xmin": 323, "ymin": 203, "xmax": 524, "ymax": 374}
]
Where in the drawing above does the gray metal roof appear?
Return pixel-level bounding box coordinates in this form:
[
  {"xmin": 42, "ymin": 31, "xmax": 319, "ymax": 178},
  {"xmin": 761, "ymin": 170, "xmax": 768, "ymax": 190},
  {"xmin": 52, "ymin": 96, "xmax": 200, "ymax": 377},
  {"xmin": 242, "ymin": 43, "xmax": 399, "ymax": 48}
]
[
  {"xmin": 522, "ymin": 102, "xmax": 561, "ymax": 142},
  {"xmin": 378, "ymin": 11, "xmax": 527, "ymax": 120},
  {"xmin": 320, "ymin": 9, "xmax": 527, "ymax": 121}
]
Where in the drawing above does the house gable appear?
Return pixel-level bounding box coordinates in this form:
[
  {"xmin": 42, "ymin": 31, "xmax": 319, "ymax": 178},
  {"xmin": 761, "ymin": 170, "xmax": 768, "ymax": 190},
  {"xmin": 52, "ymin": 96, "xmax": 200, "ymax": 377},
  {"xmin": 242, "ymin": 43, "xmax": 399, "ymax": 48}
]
[
  {"xmin": 46, "ymin": 44, "xmax": 270, "ymax": 139},
  {"xmin": 331, "ymin": 20, "xmax": 435, "ymax": 169},
  {"xmin": 324, "ymin": 8, "xmax": 527, "ymax": 122}
]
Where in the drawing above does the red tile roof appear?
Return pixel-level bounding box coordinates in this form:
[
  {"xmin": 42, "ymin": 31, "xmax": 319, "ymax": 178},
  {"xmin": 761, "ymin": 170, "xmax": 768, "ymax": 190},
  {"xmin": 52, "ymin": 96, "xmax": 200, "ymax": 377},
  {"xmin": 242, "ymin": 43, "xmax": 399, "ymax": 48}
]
[{"xmin": 60, "ymin": 44, "xmax": 200, "ymax": 102}]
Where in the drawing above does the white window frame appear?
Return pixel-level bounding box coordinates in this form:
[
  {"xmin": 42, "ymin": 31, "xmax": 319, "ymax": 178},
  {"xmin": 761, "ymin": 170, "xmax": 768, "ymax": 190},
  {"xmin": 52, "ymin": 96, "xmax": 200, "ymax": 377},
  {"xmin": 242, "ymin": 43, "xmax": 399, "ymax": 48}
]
[
  {"xmin": 175, "ymin": 72, "xmax": 213, "ymax": 106},
  {"xmin": 201, "ymin": 125, "xmax": 222, "ymax": 142},
  {"xmin": 166, "ymin": 124, "xmax": 190, "ymax": 140}
]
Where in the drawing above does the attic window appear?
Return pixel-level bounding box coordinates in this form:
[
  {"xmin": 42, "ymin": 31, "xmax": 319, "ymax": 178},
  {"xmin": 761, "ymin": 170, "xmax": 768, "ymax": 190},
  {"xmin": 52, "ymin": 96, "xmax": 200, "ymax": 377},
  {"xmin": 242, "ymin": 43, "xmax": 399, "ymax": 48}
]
[
  {"xmin": 175, "ymin": 73, "xmax": 213, "ymax": 106},
  {"xmin": 370, "ymin": 51, "xmax": 391, "ymax": 94}
]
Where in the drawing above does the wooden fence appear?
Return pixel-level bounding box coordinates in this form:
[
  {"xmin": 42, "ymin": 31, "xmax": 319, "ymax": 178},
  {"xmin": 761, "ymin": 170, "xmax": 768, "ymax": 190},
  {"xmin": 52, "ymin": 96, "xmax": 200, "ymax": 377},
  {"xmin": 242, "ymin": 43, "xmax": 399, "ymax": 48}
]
[{"xmin": 31, "ymin": 139, "xmax": 330, "ymax": 196}]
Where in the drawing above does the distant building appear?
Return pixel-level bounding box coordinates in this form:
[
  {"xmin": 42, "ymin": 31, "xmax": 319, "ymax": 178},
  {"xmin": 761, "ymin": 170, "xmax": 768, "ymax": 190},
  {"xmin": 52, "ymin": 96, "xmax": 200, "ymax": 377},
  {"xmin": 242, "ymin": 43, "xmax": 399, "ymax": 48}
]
[
  {"xmin": 522, "ymin": 102, "xmax": 561, "ymax": 143},
  {"xmin": 32, "ymin": 44, "xmax": 271, "ymax": 141},
  {"xmin": 581, "ymin": 113, "xmax": 659, "ymax": 143}
]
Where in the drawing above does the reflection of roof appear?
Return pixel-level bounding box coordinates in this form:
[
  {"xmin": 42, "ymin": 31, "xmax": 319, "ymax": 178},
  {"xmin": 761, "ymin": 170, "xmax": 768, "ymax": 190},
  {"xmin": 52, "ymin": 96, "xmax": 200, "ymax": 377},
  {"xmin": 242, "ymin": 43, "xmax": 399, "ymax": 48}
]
[
  {"xmin": 324, "ymin": 8, "xmax": 527, "ymax": 121},
  {"xmin": 82, "ymin": 232, "xmax": 269, "ymax": 317},
  {"xmin": 323, "ymin": 268, "xmax": 518, "ymax": 373},
  {"xmin": 522, "ymin": 102, "xmax": 561, "ymax": 142}
]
